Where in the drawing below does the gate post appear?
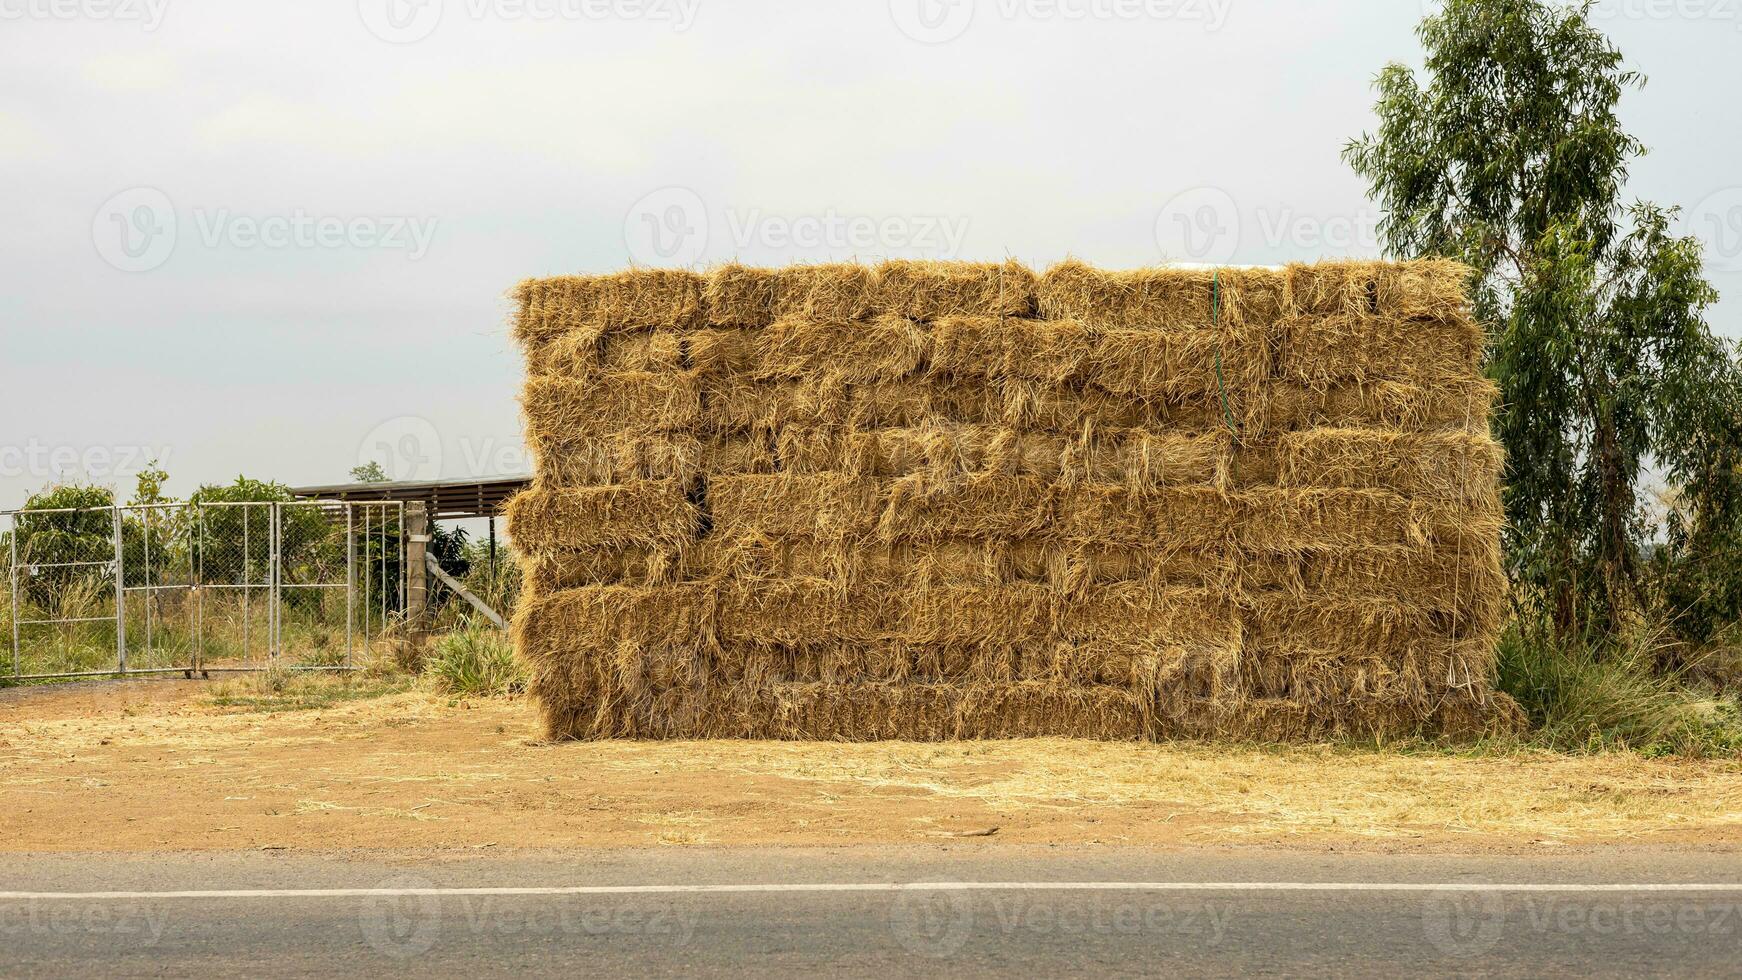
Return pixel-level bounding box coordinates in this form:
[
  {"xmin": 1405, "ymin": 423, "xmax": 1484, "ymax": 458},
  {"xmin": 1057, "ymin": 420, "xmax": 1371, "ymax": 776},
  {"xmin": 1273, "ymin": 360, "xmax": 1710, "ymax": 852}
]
[
  {"xmin": 9, "ymin": 517, "xmax": 20, "ymax": 677},
  {"xmin": 406, "ymin": 501, "xmax": 429, "ymax": 636},
  {"xmin": 112, "ymin": 506, "xmax": 126, "ymax": 672}
]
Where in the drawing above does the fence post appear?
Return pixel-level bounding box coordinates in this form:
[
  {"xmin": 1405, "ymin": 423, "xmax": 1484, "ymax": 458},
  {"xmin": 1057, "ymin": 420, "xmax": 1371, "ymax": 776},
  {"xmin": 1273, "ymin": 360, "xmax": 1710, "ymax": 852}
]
[
  {"xmin": 8, "ymin": 517, "xmax": 19, "ymax": 677},
  {"xmin": 270, "ymin": 502, "xmax": 281, "ymax": 661},
  {"xmin": 193, "ymin": 504, "xmax": 204, "ymax": 677},
  {"xmin": 112, "ymin": 506, "xmax": 126, "ymax": 672},
  {"xmin": 406, "ymin": 502, "xmax": 429, "ymax": 636},
  {"xmin": 345, "ymin": 506, "xmax": 354, "ymax": 666}
]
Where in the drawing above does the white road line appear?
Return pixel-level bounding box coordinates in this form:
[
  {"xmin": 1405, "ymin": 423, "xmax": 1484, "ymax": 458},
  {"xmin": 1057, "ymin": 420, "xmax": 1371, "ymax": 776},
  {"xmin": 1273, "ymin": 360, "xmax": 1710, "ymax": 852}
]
[{"xmin": 3, "ymin": 882, "xmax": 1742, "ymax": 901}]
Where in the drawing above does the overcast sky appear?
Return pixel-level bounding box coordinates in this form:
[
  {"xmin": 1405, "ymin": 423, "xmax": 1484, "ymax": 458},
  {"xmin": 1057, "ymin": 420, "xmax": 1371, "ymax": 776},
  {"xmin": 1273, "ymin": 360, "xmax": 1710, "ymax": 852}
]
[{"xmin": 3, "ymin": 0, "xmax": 1739, "ymax": 506}]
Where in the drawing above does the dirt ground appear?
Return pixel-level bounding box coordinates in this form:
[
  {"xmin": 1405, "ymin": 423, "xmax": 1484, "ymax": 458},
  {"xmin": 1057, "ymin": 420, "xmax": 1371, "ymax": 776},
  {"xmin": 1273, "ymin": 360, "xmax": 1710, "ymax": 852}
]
[{"xmin": 3, "ymin": 678, "xmax": 1741, "ymax": 855}]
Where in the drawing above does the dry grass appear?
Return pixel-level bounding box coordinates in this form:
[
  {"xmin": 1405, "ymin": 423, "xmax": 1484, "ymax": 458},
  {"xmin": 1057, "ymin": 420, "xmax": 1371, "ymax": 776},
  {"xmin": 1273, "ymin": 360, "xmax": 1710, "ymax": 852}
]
[
  {"xmin": 613, "ymin": 738, "xmax": 1742, "ymax": 843},
  {"xmin": 2, "ymin": 684, "xmax": 1738, "ymax": 851}
]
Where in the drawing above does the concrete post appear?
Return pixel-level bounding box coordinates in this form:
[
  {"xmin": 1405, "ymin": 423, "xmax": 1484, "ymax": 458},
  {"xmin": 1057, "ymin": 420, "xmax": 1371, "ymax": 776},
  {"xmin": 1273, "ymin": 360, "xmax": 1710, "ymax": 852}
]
[{"xmin": 406, "ymin": 501, "xmax": 429, "ymax": 635}]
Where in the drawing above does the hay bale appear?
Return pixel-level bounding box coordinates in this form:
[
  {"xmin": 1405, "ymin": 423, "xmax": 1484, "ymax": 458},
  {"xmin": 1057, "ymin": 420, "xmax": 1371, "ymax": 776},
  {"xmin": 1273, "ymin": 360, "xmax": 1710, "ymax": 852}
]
[
  {"xmin": 1278, "ymin": 312, "xmax": 1484, "ymax": 384},
  {"xmin": 874, "ymin": 259, "xmax": 1037, "ymax": 319},
  {"xmin": 504, "ymin": 482, "xmax": 701, "ymax": 554},
  {"xmin": 1277, "ymin": 429, "xmax": 1503, "ymax": 502},
  {"xmin": 704, "ymin": 263, "xmax": 879, "ymax": 326},
  {"xmin": 1037, "ymin": 261, "xmax": 1289, "ymax": 329},
  {"xmin": 507, "ymin": 258, "xmax": 1516, "ymax": 742},
  {"xmin": 512, "ymin": 270, "xmax": 704, "ymax": 351}
]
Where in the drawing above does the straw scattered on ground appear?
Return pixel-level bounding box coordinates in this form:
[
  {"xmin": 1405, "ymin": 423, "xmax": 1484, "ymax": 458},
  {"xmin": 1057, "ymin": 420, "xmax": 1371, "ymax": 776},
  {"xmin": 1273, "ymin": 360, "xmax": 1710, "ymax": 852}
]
[{"xmin": 2, "ymin": 681, "xmax": 1736, "ymax": 853}]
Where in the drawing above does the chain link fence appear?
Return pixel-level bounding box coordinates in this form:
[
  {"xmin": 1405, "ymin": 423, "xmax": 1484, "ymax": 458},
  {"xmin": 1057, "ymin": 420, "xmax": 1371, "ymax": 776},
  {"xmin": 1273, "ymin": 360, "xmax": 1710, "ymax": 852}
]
[{"xmin": 0, "ymin": 501, "xmax": 403, "ymax": 682}]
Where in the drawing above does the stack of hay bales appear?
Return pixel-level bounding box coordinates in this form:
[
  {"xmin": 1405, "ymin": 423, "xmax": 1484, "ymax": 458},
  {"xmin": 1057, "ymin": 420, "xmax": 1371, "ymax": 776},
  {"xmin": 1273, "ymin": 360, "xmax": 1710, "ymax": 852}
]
[{"xmin": 506, "ymin": 259, "xmax": 1523, "ymax": 741}]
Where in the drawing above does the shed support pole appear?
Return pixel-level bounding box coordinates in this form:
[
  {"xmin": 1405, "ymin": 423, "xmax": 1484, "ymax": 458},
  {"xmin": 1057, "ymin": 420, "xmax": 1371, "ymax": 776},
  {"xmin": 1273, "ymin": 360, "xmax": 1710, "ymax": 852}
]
[{"xmin": 406, "ymin": 502, "xmax": 429, "ymax": 636}]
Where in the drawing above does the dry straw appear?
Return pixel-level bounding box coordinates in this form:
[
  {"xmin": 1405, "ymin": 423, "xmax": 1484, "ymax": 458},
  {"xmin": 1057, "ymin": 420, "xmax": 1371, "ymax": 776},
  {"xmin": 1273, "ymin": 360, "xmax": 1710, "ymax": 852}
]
[{"xmin": 506, "ymin": 259, "xmax": 1521, "ymax": 742}]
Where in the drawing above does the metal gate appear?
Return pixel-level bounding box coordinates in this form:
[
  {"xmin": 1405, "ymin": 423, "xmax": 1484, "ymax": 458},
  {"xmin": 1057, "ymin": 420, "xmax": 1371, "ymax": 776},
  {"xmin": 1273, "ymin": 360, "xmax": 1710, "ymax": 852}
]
[{"xmin": 1, "ymin": 501, "xmax": 403, "ymax": 682}]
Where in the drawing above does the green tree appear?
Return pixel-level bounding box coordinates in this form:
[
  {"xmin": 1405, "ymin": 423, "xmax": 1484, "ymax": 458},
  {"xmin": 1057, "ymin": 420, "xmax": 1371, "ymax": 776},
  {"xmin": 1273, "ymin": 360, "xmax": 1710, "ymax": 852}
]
[
  {"xmin": 1344, "ymin": 0, "xmax": 1742, "ymax": 641},
  {"xmin": 129, "ymin": 460, "xmax": 171, "ymax": 507},
  {"xmin": 187, "ymin": 477, "xmax": 332, "ymax": 597},
  {"xmin": 13, "ymin": 484, "xmax": 117, "ymax": 609},
  {"xmin": 349, "ymin": 462, "xmax": 389, "ymax": 483},
  {"xmin": 124, "ymin": 460, "xmax": 180, "ymax": 588}
]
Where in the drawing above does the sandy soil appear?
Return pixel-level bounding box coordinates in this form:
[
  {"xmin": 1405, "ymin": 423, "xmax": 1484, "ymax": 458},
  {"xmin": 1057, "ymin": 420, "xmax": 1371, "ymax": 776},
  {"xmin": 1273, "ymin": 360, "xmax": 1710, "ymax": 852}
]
[{"xmin": 3, "ymin": 678, "xmax": 1741, "ymax": 854}]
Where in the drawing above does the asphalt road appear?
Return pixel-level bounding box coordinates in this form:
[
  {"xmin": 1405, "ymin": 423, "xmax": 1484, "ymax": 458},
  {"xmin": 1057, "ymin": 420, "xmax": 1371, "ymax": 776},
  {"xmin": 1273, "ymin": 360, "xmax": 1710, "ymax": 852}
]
[{"xmin": 5, "ymin": 847, "xmax": 1742, "ymax": 977}]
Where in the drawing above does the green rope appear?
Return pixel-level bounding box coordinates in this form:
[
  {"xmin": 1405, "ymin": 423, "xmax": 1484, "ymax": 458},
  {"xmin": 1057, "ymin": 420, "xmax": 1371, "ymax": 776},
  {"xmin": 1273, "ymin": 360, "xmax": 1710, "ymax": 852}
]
[{"xmin": 1212, "ymin": 270, "xmax": 1240, "ymax": 440}]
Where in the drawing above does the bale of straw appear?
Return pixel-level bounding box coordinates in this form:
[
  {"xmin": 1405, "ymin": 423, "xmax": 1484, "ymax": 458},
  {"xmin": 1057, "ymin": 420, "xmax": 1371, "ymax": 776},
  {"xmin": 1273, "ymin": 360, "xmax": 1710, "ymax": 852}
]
[
  {"xmin": 531, "ymin": 432, "xmax": 706, "ymax": 486},
  {"xmin": 1277, "ymin": 428, "xmax": 1504, "ymax": 502},
  {"xmin": 512, "ymin": 269, "xmax": 704, "ymax": 351},
  {"xmin": 1284, "ymin": 258, "xmax": 1470, "ymax": 319},
  {"xmin": 1037, "ymin": 261, "xmax": 1289, "ymax": 330},
  {"xmin": 1279, "ymin": 313, "xmax": 1484, "ymax": 384},
  {"xmin": 930, "ymin": 316, "xmax": 1091, "ymax": 384},
  {"xmin": 873, "ymin": 259, "xmax": 1038, "ymax": 319},
  {"xmin": 755, "ymin": 315, "xmax": 930, "ymax": 383},
  {"xmin": 521, "ymin": 373, "xmax": 702, "ymax": 445},
  {"xmin": 503, "ymin": 482, "xmax": 701, "ymax": 555},
  {"xmin": 703, "ymin": 263, "xmax": 878, "ymax": 326}
]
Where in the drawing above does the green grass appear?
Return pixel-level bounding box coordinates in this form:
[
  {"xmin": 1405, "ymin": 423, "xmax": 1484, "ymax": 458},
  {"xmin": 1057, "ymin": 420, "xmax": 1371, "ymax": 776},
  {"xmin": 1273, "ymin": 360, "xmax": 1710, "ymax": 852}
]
[
  {"xmin": 425, "ymin": 619, "xmax": 525, "ymax": 698},
  {"xmin": 1495, "ymin": 620, "xmax": 1742, "ymax": 758}
]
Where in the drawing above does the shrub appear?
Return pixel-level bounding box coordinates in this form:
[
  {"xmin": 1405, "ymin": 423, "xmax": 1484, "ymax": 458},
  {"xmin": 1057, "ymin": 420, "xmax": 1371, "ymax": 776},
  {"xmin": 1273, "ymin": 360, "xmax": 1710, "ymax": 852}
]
[
  {"xmin": 426, "ymin": 619, "xmax": 525, "ymax": 698},
  {"xmin": 1496, "ymin": 619, "xmax": 1742, "ymax": 757}
]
